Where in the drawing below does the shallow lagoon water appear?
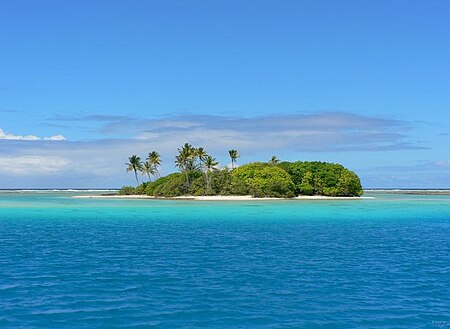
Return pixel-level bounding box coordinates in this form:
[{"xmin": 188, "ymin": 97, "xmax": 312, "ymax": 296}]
[{"xmin": 0, "ymin": 191, "xmax": 449, "ymax": 328}]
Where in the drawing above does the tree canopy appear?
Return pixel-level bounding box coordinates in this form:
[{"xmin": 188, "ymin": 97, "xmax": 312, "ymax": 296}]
[
  {"xmin": 230, "ymin": 162, "xmax": 295, "ymax": 198},
  {"xmin": 278, "ymin": 161, "xmax": 363, "ymax": 196}
]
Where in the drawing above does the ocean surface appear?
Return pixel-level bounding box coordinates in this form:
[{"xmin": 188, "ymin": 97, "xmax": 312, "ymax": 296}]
[{"xmin": 0, "ymin": 191, "xmax": 449, "ymax": 328}]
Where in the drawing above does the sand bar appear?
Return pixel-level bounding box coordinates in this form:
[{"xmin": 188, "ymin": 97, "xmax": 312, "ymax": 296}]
[
  {"xmin": 73, "ymin": 195, "xmax": 156, "ymax": 199},
  {"xmin": 73, "ymin": 194, "xmax": 373, "ymax": 200},
  {"xmin": 365, "ymin": 189, "xmax": 450, "ymax": 195}
]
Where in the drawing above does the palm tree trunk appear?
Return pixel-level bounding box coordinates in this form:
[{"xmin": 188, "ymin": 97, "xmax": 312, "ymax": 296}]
[
  {"xmin": 184, "ymin": 170, "xmax": 190, "ymax": 192},
  {"xmin": 204, "ymin": 172, "xmax": 208, "ymax": 195},
  {"xmin": 206, "ymin": 173, "xmax": 211, "ymax": 194}
]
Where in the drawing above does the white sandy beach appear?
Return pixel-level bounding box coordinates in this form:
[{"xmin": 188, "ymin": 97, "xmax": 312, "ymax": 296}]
[
  {"xmin": 73, "ymin": 195, "xmax": 156, "ymax": 199},
  {"xmin": 73, "ymin": 195, "xmax": 373, "ymax": 200}
]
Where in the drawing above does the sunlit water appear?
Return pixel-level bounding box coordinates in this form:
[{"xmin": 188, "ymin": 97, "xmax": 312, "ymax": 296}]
[{"xmin": 0, "ymin": 191, "xmax": 449, "ymax": 328}]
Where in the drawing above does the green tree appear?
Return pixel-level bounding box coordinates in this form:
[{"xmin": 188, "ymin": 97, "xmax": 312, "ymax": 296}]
[
  {"xmin": 147, "ymin": 151, "xmax": 162, "ymax": 178},
  {"xmin": 118, "ymin": 185, "xmax": 135, "ymax": 195},
  {"xmin": 278, "ymin": 161, "xmax": 362, "ymax": 197},
  {"xmin": 228, "ymin": 149, "xmax": 240, "ymax": 169},
  {"xmin": 336, "ymin": 171, "xmax": 363, "ymax": 196},
  {"xmin": 175, "ymin": 143, "xmax": 199, "ymax": 191},
  {"xmin": 231, "ymin": 162, "xmax": 295, "ymax": 198},
  {"xmin": 145, "ymin": 173, "xmax": 180, "ymax": 196},
  {"xmin": 203, "ymin": 155, "xmax": 219, "ymax": 194},
  {"xmin": 196, "ymin": 147, "xmax": 208, "ymax": 164},
  {"xmin": 299, "ymin": 171, "xmax": 314, "ymax": 195},
  {"xmin": 211, "ymin": 169, "xmax": 232, "ymax": 195},
  {"xmin": 125, "ymin": 155, "xmax": 143, "ymax": 184},
  {"xmin": 152, "ymin": 173, "xmax": 186, "ymax": 197},
  {"xmin": 141, "ymin": 161, "xmax": 156, "ymax": 181},
  {"xmin": 269, "ymin": 155, "xmax": 280, "ymax": 165}
]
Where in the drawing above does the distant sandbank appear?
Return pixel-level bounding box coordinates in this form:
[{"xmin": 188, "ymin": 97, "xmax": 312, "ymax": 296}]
[
  {"xmin": 73, "ymin": 194, "xmax": 374, "ymax": 200},
  {"xmin": 365, "ymin": 189, "xmax": 450, "ymax": 195}
]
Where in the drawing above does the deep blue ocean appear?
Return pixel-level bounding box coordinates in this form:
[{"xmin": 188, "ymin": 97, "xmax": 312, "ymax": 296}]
[{"xmin": 0, "ymin": 191, "xmax": 449, "ymax": 328}]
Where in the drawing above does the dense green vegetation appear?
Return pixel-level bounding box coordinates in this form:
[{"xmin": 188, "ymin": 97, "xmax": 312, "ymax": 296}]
[
  {"xmin": 120, "ymin": 144, "xmax": 363, "ymax": 198},
  {"xmin": 230, "ymin": 163, "xmax": 295, "ymax": 198},
  {"xmin": 278, "ymin": 161, "xmax": 363, "ymax": 197}
]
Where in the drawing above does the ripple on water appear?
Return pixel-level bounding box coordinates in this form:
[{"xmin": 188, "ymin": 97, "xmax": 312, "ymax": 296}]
[{"xmin": 0, "ymin": 194, "xmax": 449, "ymax": 328}]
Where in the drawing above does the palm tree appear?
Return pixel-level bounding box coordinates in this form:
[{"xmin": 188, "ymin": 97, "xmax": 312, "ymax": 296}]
[
  {"xmin": 269, "ymin": 155, "xmax": 280, "ymax": 165},
  {"xmin": 204, "ymin": 155, "xmax": 219, "ymax": 194},
  {"xmin": 195, "ymin": 147, "xmax": 209, "ymax": 177},
  {"xmin": 126, "ymin": 155, "xmax": 143, "ymax": 184},
  {"xmin": 228, "ymin": 149, "xmax": 239, "ymax": 169},
  {"xmin": 141, "ymin": 161, "xmax": 156, "ymax": 181},
  {"xmin": 175, "ymin": 143, "xmax": 199, "ymax": 190},
  {"xmin": 147, "ymin": 151, "xmax": 161, "ymax": 178},
  {"xmin": 175, "ymin": 143, "xmax": 192, "ymax": 172},
  {"xmin": 196, "ymin": 147, "xmax": 208, "ymax": 164}
]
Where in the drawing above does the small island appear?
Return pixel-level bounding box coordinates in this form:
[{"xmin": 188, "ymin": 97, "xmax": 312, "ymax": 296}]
[{"xmin": 118, "ymin": 143, "xmax": 363, "ymax": 199}]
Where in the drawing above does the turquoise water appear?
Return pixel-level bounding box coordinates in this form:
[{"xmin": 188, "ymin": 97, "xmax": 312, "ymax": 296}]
[{"xmin": 0, "ymin": 192, "xmax": 449, "ymax": 328}]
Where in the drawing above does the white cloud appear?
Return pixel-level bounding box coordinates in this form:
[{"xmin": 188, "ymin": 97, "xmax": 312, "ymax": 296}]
[
  {"xmin": 0, "ymin": 128, "xmax": 40, "ymax": 140},
  {"xmin": 0, "ymin": 156, "xmax": 71, "ymax": 175},
  {"xmin": 434, "ymin": 160, "xmax": 450, "ymax": 168},
  {"xmin": 0, "ymin": 128, "xmax": 66, "ymax": 141},
  {"xmin": 50, "ymin": 112, "xmax": 421, "ymax": 151},
  {"xmin": 43, "ymin": 135, "xmax": 66, "ymax": 141},
  {"xmin": 126, "ymin": 113, "xmax": 421, "ymax": 152},
  {"xmin": 0, "ymin": 112, "xmax": 437, "ymax": 188}
]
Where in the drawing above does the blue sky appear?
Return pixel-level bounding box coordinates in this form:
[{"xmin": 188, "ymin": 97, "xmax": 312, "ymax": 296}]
[{"xmin": 1, "ymin": 0, "xmax": 449, "ymax": 188}]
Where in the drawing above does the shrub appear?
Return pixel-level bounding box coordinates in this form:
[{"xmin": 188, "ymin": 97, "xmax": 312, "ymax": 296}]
[
  {"xmin": 188, "ymin": 176, "xmax": 206, "ymax": 196},
  {"xmin": 299, "ymin": 171, "xmax": 314, "ymax": 195},
  {"xmin": 279, "ymin": 161, "xmax": 363, "ymax": 197},
  {"xmin": 133, "ymin": 182, "xmax": 150, "ymax": 195},
  {"xmin": 231, "ymin": 162, "xmax": 295, "ymax": 198},
  {"xmin": 118, "ymin": 185, "xmax": 136, "ymax": 195},
  {"xmin": 336, "ymin": 170, "xmax": 363, "ymax": 196},
  {"xmin": 145, "ymin": 173, "xmax": 180, "ymax": 196},
  {"xmin": 211, "ymin": 169, "xmax": 232, "ymax": 195},
  {"xmin": 152, "ymin": 173, "xmax": 185, "ymax": 197},
  {"xmin": 181, "ymin": 170, "xmax": 233, "ymax": 196}
]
